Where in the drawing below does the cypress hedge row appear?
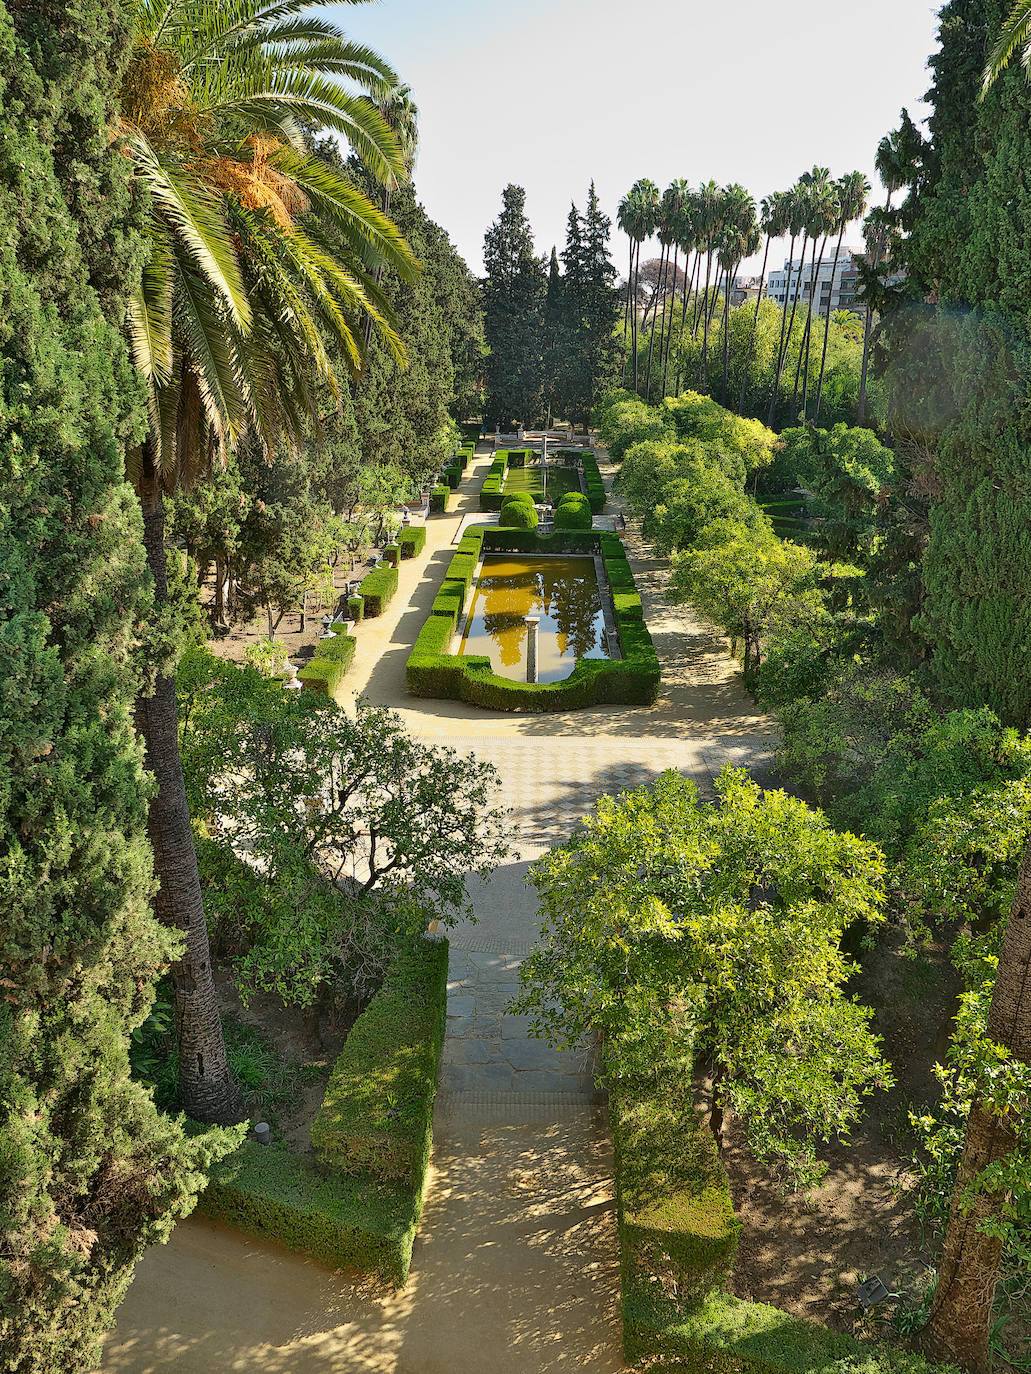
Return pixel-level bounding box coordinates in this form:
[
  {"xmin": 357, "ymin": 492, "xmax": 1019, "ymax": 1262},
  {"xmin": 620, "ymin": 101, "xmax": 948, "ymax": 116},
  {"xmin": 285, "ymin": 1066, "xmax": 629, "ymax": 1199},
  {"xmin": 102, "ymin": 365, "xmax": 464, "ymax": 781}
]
[
  {"xmin": 405, "ymin": 528, "xmax": 659, "ymax": 710},
  {"xmin": 200, "ymin": 938, "xmax": 448, "ymax": 1287}
]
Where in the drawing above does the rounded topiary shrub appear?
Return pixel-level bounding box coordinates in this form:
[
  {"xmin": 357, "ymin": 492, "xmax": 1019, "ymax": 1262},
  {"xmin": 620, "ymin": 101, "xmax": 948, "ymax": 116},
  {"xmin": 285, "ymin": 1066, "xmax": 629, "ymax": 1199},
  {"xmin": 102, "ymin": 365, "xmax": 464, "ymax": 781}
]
[
  {"xmin": 501, "ymin": 491, "xmax": 535, "ymax": 510},
  {"xmin": 554, "ymin": 493, "xmax": 592, "ymax": 530},
  {"xmin": 499, "ymin": 500, "xmax": 539, "ymax": 530}
]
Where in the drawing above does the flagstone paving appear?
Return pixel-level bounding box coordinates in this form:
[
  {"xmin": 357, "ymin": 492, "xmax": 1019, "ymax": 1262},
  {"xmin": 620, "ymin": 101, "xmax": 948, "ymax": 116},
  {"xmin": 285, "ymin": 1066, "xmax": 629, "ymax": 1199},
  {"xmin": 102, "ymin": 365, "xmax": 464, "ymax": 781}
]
[{"xmin": 103, "ymin": 440, "xmax": 775, "ymax": 1373}]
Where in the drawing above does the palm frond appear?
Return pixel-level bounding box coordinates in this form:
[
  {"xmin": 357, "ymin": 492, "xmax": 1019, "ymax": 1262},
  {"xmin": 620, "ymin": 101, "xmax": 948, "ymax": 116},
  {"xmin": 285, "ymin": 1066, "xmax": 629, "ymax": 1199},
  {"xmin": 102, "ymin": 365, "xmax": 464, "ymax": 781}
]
[{"xmin": 983, "ymin": 1, "xmax": 1031, "ymax": 93}]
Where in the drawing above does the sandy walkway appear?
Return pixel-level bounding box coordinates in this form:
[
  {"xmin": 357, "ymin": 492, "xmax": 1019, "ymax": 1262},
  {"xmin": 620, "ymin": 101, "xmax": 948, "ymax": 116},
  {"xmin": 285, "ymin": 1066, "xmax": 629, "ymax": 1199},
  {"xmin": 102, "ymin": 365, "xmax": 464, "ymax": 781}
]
[{"xmin": 103, "ymin": 441, "xmax": 774, "ymax": 1374}]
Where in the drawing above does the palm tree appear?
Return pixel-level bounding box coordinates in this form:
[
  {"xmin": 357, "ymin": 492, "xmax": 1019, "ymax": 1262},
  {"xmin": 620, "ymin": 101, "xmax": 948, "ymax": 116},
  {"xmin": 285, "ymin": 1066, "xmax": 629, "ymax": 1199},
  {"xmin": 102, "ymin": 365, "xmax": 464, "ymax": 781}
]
[
  {"xmin": 617, "ymin": 191, "xmax": 636, "ymax": 351},
  {"xmin": 739, "ymin": 191, "xmax": 787, "ymax": 414},
  {"xmin": 981, "ymin": 0, "xmax": 1031, "ymax": 92},
  {"xmin": 674, "ymin": 189, "xmax": 702, "ymax": 394},
  {"xmin": 659, "ymin": 178, "xmax": 690, "ymax": 398},
  {"xmin": 857, "ymin": 117, "xmax": 920, "ymax": 424},
  {"xmin": 793, "ymin": 169, "xmax": 837, "ymax": 419},
  {"xmin": 767, "ymin": 179, "xmax": 807, "ymax": 426},
  {"xmin": 644, "ymin": 182, "xmax": 678, "ymax": 399},
  {"xmin": 696, "ymin": 181, "xmax": 725, "ymax": 385},
  {"xmin": 122, "ymin": 0, "xmax": 416, "ymax": 1123},
  {"xmin": 623, "ymin": 179, "xmax": 659, "ymax": 393},
  {"xmin": 361, "ymin": 83, "xmax": 419, "ymax": 347},
  {"xmin": 716, "ymin": 193, "xmax": 759, "ymax": 408},
  {"xmin": 813, "ymin": 171, "xmax": 869, "ymax": 422}
]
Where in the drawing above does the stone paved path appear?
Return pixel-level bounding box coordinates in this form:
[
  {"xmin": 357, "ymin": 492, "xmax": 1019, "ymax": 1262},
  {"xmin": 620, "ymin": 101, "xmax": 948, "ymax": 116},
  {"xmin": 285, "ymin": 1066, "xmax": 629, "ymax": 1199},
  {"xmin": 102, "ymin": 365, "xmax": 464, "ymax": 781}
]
[{"xmin": 103, "ymin": 440, "xmax": 775, "ymax": 1373}]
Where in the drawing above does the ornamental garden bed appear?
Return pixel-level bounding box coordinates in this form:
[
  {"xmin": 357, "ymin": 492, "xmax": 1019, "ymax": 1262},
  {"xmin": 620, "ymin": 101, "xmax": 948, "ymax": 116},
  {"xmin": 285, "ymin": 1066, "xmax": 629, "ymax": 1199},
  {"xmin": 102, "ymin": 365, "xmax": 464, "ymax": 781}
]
[
  {"xmin": 478, "ymin": 448, "xmax": 607, "ymax": 514},
  {"xmin": 405, "ymin": 527, "xmax": 659, "ymax": 710}
]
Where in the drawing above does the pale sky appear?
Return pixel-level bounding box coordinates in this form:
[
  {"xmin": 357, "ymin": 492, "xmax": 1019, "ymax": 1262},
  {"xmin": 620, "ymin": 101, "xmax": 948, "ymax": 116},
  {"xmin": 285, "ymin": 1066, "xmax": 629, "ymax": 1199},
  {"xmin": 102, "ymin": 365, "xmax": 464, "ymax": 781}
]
[{"xmin": 329, "ymin": 0, "xmax": 943, "ymax": 279}]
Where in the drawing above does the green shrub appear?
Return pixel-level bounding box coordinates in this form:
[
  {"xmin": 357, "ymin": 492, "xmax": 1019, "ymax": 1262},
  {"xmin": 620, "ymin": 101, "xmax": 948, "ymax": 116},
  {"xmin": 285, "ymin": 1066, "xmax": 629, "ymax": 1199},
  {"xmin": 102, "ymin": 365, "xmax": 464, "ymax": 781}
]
[
  {"xmin": 429, "ymin": 484, "xmax": 450, "ymax": 513},
  {"xmin": 399, "ymin": 525, "xmax": 426, "ymax": 559},
  {"xmin": 382, "ymin": 544, "xmax": 400, "ymax": 567},
  {"xmin": 297, "ymin": 631, "xmax": 357, "ymax": 696},
  {"xmin": 479, "ymin": 454, "xmax": 509, "ymax": 511},
  {"xmin": 312, "ymin": 939, "xmax": 448, "ymax": 1188},
  {"xmin": 441, "ymin": 464, "xmax": 461, "ymax": 489},
  {"xmin": 360, "ymin": 565, "xmax": 399, "ymax": 618},
  {"xmin": 554, "ymin": 493, "xmax": 592, "ymax": 530},
  {"xmin": 347, "ymin": 595, "xmax": 364, "ymax": 621},
  {"xmin": 506, "ymin": 448, "xmax": 527, "ymax": 468},
  {"xmin": 500, "ymin": 501, "xmax": 539, "ymax": 530},
  {"xmin": 199, "ymin": 1141, "xmax": 420, "ymax": 1286}
]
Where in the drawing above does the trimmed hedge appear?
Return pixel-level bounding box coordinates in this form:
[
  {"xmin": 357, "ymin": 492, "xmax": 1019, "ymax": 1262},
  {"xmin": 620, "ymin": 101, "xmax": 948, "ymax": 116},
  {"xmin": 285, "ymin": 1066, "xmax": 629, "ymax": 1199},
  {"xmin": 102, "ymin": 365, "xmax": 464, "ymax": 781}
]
[
  {"xmin": 609, "ymin": 1067, "xmax": 954, "ymax": 1374},
  {"xmin": 382, "ymin": 544, "xmax": 400, "ymax": 567},
  {"xmin": 399, "ymin": 524, "xmax": 427, "ymax": 559},
  {"xmin": 441, "ymin": 463, "xmax": 462, "ymax": 489},
  {"xmin": 199, "ymin": 937, "xmax": 448, "ymax": 1288},
  {"xmin": 312, "ymin": 939, "xmax": 448, "ymax": 1188},
  {"xmin": 405, "ymin": 527, "xmax": 660, "ymax": 710},
  {"xmin": 429, "ymin": 484, "xmax": 450, "ymax": 513},
  {"xmin": 199, "ymin": 1141, "xmax": 420, "ymax": 1285},
  {"xmin": 347, "ymin": 595, "xmax": 364, "ymax": 622},
  {"xmin": 360, "ymin": 565, "xmax": 399, "ymax": 618},
  {"xmin": 297, "ymin": 627, "xmax": 356, "ymax": 696},
  {"xmin": 555, "ymin": 492, "xmax": 592, "ymax": 530},
  {"xmin": 500, "ymin": 500, "xmax": 538, "ymax": 530},
  {"xmin": 552, "ymin": 448, "xmax": 606, "ymax": 513},
  {"xmin": 478, "ymin": 453, "xmax": 509, "ymax": 511}
]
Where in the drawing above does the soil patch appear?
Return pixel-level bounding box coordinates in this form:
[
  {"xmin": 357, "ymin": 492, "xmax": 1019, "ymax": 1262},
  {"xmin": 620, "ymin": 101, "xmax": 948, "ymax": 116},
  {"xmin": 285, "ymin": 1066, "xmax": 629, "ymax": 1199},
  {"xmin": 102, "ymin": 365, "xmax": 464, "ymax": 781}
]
[{"xmin": 724, "ymin": 927, "xmax": 959, "ymax": 1336}]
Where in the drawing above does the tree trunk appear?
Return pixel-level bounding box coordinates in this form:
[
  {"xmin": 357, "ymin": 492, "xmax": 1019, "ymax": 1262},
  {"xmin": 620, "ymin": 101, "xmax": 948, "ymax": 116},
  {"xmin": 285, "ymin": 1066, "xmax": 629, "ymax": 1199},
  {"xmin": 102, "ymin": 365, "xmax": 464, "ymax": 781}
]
[
  {"xmin": 721, "ymin": 261, "xmax": 735, "ymax": 407},
  {"xmin": 623, "ymin": 236, "xmax": 633, "ymax": 342},
  {"xmin": 632, "ymin": 238, "xmax": 642, "ymax": 392},
  {"xmin": 212, "ymin": 555, "xmax": 226, "ymax": 629},
  {"xmin": 799, "ymin": 234, "xmax": 826, "ymax": 419},
  {"xmin": 922, "ymin": 843, "xmax": 1031, "ymax": 1373},
  {"xmin": 644, "ymin": 241, "xmax": 668, "ymax": 400},
  {"xmin": 768, "ymin": 233, "xmax": 801, "ymax": 427},
  {"xmin": 857, "ymin": 194, "xmax": 891, "ymax": 427},
  {"xmin": 660, "ymin": 243, "xmax": 678, "ymax": 398},
  {"xmin": 739, "ymin": 234, "xmax": 771, "ymax": 415},
  {"xmin": 135, "ymin": 478, "xmax": 244, "ymax": 1127},
  {"xmin": 814, "ymin": 222, "xmax": 847, "ymax": 422},
  {"xmin": 701, "ymin": 249, "xmax": 714, "ymax": 385},
  {"xmin": 675, "ymin": 251, "xmax": 700, "ymax": 393}
]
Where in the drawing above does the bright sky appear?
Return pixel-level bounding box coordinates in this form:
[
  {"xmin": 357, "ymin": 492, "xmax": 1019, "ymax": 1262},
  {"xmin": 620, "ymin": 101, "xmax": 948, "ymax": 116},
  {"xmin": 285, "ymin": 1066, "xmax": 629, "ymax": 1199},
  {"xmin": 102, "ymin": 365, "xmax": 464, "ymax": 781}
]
[{"xmin": 329, "ymin": 0, "xmax": 943, "ymax": 279}]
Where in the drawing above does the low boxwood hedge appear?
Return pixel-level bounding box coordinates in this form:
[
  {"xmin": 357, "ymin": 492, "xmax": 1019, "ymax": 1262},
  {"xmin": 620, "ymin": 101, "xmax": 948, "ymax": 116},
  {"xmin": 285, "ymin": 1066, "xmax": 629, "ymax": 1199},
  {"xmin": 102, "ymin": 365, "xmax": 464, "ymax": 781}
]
[
  {"xmin": 441, "ymin": 463, "xmax": 462, "ymax": 489},
  {"xmin": 297, "ymin": 627, "xmax": 356, "ymax": 696},
  {"xmin": 609, "ymin": 1063, "xmax": 953, "ymax": 1374},
  {"xmin": 199, "ymin": 937, "xmax": 448, "ymax": 1288},
  {"xmin": 405, "ymin": 527, "xmax": 659, "ymax": 710},
  {"xmin": 399, "ymin": 524, "xmax": 427, "ymax": 559},
  {"xmin": 429, "ymin": 483, "xmax": 450, "ymax": 513},
  {"xmin": 311, "ymin": 939, "xmax": 448, "ymax": 1188},
  {"xmin": 478, "ymin": 453, "xmax": 509, "ymax": 511},
  {"xmin": 552, "ymin": 448, "xmax": 606, "ymax": 513},
  {"xmin": 382, "ymin": 544, "xmax": 400, "ymax": 567},
  {"xmin": 199, "ymin": 1140, "xmax": 420, "ymax": 1286},
  {"xmin": 360, "ymin": 565, "xmax": 399, "ymax": 618}
]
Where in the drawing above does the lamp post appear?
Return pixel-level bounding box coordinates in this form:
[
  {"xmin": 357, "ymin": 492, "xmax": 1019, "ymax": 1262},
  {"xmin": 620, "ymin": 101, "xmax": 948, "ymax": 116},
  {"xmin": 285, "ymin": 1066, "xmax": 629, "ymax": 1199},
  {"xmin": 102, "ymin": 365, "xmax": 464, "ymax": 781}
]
[{"xmin": 524, "ymin": 615, "xmax": 539, "ymax": 684}]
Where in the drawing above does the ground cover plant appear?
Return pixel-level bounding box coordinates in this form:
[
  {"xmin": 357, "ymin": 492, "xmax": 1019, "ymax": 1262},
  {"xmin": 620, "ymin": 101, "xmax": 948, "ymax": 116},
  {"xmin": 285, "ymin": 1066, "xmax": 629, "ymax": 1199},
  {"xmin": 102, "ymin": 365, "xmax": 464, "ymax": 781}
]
[{"xmin": 406, "ymin": 527, "xmax": 659, "ymax": 709}]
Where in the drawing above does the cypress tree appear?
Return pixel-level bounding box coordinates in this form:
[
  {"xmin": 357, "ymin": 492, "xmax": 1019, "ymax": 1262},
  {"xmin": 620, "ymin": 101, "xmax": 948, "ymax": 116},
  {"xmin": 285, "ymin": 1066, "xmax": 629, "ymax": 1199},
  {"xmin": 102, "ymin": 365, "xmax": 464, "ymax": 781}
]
[
  {"xmin": 884, "ymin": 0, "xmax": 1031, "ymax": 726},
  {"xmin": 482, "ymin": 184, "xmax": 546, "ymax": 428},
  {"xmin": 541, "ymin": 245, "xmax": 565, "ymax": 426},
  {"xmin": 556, "ymin": 184, "xmax": 621, "ymax": 429},
  {"xmin": 0, "ymin": 3, "xmax": 227, "ymax": 1366}
]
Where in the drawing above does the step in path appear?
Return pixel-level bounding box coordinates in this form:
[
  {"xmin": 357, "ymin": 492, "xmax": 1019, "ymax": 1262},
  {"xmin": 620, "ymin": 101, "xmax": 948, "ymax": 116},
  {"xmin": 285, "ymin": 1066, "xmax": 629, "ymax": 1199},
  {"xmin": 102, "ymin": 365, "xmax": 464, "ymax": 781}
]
[{"xmin": 103, "ymin": 441, "xmax": 776, "ymax": 1373}]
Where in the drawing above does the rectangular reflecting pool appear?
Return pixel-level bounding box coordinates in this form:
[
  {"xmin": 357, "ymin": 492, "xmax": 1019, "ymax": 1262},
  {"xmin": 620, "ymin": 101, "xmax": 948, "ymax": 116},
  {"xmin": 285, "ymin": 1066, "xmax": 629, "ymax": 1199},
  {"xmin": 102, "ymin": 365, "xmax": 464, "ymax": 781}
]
[{"xmin": 457, "ymin": 555, "xmax": 609, "ymax": 683}]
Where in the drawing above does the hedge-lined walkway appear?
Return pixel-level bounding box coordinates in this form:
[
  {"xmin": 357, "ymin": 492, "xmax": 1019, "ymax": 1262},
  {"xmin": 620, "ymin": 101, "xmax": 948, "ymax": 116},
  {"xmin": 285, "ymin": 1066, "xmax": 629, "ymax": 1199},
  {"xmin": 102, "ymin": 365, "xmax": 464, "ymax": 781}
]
[{"xmin": 103, "ymin": 442, "xmax": 775, "ymax": 1373}]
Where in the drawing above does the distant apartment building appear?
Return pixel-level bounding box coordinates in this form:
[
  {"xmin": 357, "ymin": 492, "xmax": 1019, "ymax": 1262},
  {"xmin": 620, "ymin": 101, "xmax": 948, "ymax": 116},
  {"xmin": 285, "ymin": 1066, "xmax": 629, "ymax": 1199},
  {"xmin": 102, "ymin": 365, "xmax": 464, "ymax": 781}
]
[{"xmin": 764, "ymin": 248, "xmax": 866, "ymax": 318}]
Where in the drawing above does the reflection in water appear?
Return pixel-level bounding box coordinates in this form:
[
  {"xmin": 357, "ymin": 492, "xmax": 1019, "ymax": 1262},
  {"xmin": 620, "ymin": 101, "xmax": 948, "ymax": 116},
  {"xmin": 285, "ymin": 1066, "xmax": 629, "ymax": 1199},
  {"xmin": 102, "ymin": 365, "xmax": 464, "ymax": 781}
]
[{"xmin": 458, "ymin": 556, "xmax": 608, "ymax": 683}]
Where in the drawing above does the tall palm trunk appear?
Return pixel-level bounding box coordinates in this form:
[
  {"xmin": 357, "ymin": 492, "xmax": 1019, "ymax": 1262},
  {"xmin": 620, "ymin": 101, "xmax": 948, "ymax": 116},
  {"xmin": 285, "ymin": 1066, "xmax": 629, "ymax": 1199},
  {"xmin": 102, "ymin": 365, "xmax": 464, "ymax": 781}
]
[
  {"xmin": 623, "ymin": 237, "xmax": 634, "ymax": 341},
  {"xmin": 692, "ymin": 247, "xmax": 711, "ymax": 338},
  {"xmin": 793, "ymin": 234, "xmax": 823, "ymax": 416},
  {"xmin": 814, "ymin": 221, "xmax": 847, "ymax": 422},
  {"xmin": 136, "ymin": 462, "xmax": 243, "ymax": 1127},
  {"xmin": 857, "ymin": 194, "xmax": 891, "ymax": 426},
  {"xmin": 800, "ymin": 233, "xmax": 828, "ymax": 418},
  {"xmin": 739, "ymin": 233, "xmax": 771, "ymax": 414},
  {"xmin": 632, "ymin": 238, "xmax": 642, "ymax": 392},
  {"xmin": 675, "ymin": 251, "xmax": 700, "ymax": 393},
  {"xmin": 922, "ymin": 841, "xmax": 1031, "ymax": 1374},
  {"xmin": 720, "ymin": 260, "xmax": 736, "ymax": 407},
  {"xmin": 768, "ymin": 232, "xmax": 805, "ymax": 427},
  {"xmin": 700, "ymin": 247, "xmax": 714, "ymax": 384},
  {"xmin": 644, "ymin": 241, "xmax": 668, "ymax": 400},
  {"xmin": 660, "ymin": 243, "xmax": 679, "ymax": 398}
]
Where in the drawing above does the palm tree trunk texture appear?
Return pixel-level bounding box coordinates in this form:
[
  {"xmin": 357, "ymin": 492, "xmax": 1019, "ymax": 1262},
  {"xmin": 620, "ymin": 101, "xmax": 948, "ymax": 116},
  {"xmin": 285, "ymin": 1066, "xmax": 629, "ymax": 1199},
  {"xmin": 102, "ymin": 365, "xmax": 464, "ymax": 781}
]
[
  {"xmin": 814, "ymin": 221, "xmax": 847, "ymax": 421},
  {"xmin": 799, "ymin": 235, "xmax": 827, "ymax": 418},
  {"xmin": 721, "ymin": 263, "xmax": 735, "ymax": 406},
  {"xmin": 792, "ymin": 237, "xmax": 821, "ymax": 414},
  {"xmin": 857, "ymin": 196, "xmax": 891, "ymax": 426},
  {"xmin": 676, "ymin": 251, "xmax": 700, "ymax": 393},
  {"xmin": 136, "ymin": 481, "xmax": 244, "ymax": 1126},
  {"xmin": 922, "ymin": 842, "xmax": 1031, "ymax": 1374},
  {"xmin": 660, "ymin": 243, "xmax": 679, "ymax": 398},
  {"xmin": 644, "ymin": 242, "xmax": 668, "ymax": 399},
  {"xmin": 632, "ymin": 239, "xmax": 641, "ymax": 392},
  {"xmin": 700, "ymin": 250, "xmax": 714, "ymax": 384},
  {"xmin": 739, "ymin": 234, "xmax": 771, "ymax": 414},
  {"xmin": 769, "ymin": 234, "xmax": 805, "ymax": 427}
]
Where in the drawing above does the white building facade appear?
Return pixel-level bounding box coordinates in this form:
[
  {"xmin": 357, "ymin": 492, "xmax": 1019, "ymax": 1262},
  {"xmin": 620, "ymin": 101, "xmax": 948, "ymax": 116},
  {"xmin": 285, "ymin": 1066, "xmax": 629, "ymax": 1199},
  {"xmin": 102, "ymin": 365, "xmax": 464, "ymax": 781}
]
[{"xmin": 764, "ymin": 248, "xmax": 865, "ymax": 318}]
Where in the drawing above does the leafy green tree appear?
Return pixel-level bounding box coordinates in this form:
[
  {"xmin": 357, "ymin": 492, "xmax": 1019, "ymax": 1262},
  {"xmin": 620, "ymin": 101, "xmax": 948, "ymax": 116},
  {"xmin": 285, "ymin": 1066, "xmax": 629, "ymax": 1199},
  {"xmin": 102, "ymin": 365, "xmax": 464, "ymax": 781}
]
[
  {"xmin": 669, "ymin": 523, "xmax": 826, "ymax": 689},
  {"xmin": 177, "ymin": 653, "xmax": 509, "ymax": 1008},
  {"xmin": 0, "ymin": 3, "xmax": 237, "ymax": 1364},
  {"xmin": 482, "ymin": 184, "xmax": 546, "ymax": 427},
  {"xmin": 514, "ymin": 769, "xmax": 890, "ymax": 1187},
  {"xmin": 814, "ymin": 172, "xmax": 870, "ymax": 421},
  {"xmin": 618, "ymin": 439, "xmax": 762, "ymax": 553}
]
